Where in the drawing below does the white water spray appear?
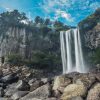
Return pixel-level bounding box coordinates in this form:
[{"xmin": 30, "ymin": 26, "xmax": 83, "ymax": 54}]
[{"xmin": 60, "ymin": 28, "xmax": 86, "ymax": 73}]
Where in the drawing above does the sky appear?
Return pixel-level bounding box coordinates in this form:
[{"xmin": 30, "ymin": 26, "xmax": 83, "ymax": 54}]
[{"xmin": 0, "ymin": 0, "xmax": 100, "ymax": 26}]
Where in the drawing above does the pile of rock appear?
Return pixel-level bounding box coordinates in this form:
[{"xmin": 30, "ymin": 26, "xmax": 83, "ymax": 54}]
[{"xmin": 0, "ymin": 65, "xmax": 100, "ymax": 100}]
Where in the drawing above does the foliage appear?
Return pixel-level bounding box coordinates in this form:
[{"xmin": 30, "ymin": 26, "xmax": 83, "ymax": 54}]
[
  {"xmin": 0, "ymin": 10, "xmax": 70, "ymax": 71},
  {"xmin": 91, "ymin": 48, "xmax": 100, "ymax": 64},
  {"xmin": 7, "ymin": 51, "xmax": 61, "ymax": 70},
  {"xmin": 79, "ymin": 8, "xmax": 100, "ymax": 32},
  {"xmin": 7, "ymin": 53, "xmax": 23, "ymax": 66}
]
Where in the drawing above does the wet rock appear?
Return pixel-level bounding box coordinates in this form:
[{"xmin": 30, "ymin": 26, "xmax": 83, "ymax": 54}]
[
  {"xmin": 66, "ymin": 72, "xmax": 80, "ymax": 80},
  {"xmin": 87, "ymin": 83, "xmax": 100, "ymax": 100},
  {"xmin": 11, "ymin": 91, "xmax": 29, "ymax": 100},
  {"xmin": 0, "ymin": 87, "xmax": 4, "ymax": 97},
  {"xmin": 61, "ymin": 83, "xmax": 86, "ymax": 100},
  {"xmin": 0, "ymin": 73, "xmax": 19, "ymax": 84},
  {"xmin": 30, "ymin": 80, "xmax": 44, "ymax": 92},
  {"xmin": 20, "ymin": 84, "xmax": 51, "ymax": 100},
  {"xmin": 0, "ymin": 83, "xmax": 7, "ymax": 89},
  {"xmin": 0, "ymin": 70, "xmax": 3, "ymax": 78},
  {"xmin": 15, "ymin": 80, "xmax": 30, "ymax": 91}
]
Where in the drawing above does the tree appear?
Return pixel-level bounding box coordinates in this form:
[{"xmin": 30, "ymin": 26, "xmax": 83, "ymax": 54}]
[
  {"xmin": 44, "ymin": 18, "xmax": 50, "ymax": 25},
  {"xmin": 0, "ymin": 10, "xmax": 27, "ymax": 26},
  {"xmin": 34, "ymin": 16, "xmax": 41, "ymax": 24}
]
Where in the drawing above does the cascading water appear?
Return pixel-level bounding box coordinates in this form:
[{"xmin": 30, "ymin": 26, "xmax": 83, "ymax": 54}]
[
  {"xmin": 60, "ymin": 31, "xmax": 67, "ymax": 74},
  {"xmin": 60, "ymin": 28, "xmax": 86, "ymax": 73},
  {"xmin": 65, "ymin": 30, "xmax": 73, "ymax": 72}
]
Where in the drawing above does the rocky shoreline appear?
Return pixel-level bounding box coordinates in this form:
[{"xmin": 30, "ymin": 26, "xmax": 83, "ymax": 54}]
[{"xmin": 0, "ymin": 65, "xmax": 100, "ymax": 100}]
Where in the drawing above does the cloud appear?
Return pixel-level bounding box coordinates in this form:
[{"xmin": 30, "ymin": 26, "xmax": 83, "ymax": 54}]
[
  {"xmin": 41, "ymin": 0, "xmax": 74, "ymax": 22},
  {"xmin": 55, "ymin": 9, "xmax": 74, "ymax": 22},
  {"xmin": 90, "ymin": 2, "xmax": 100, "ymax": 10},
  {"xmin": 5, "ymin": 7, "xmax": 12, "ymax": 11},
  {"xmin": 41, "ymin": 0, "xmax": 100, "ymax": 23}
]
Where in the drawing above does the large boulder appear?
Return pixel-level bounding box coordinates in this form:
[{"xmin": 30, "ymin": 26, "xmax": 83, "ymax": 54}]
[
  {"xmin": 61, "ymin": 83, "xmax": 86, "ymax": 100},
  {"xmin": 20, "ymin": 84, "xmax": 51, "ymax": 100},
  {"xmin": 11, "ymin": 91, "xmax": 29, "ymax": 100},
  {"xmin": 87, "ymin": 83, "xmax": 100, "ymax": 100},
  {"xmin": 75, "ymin": 73, "xmax": 96, "ymax": 89},
  {"xmin": 53, "ymin": 75, "xmax": 71, "ymax": 92},
  {"xmin": 5, "ymin": 87, "xmax": 18, "ymax": 97}
]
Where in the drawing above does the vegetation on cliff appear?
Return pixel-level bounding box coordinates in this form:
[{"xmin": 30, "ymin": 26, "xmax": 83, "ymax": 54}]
[
  {"xmin": 0, "ymin": 10, "xmax": 70, "ymax": 71},
  {"xmin": 79, "ymin": 8, "xmax": 100, "ymax": 31},
  {"xmin": 79, "ymin": 8, "xmax": 100, "ymax": 66}
]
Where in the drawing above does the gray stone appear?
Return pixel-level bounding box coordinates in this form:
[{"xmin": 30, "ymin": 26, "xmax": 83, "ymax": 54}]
[
  {"xmin": 0, "ymin": 73, "xmax": 18, "ymax": 84},
  {"xmin": 11, "ymin": 91, "xmax": 29, "ymax": 100},
  {"xmin": 87, "ymin": 83, "xmax": 100, "ymax": 100},
  {"xmin": 20, "ymin": 84, "xmax": 51, "ymax": 100},
  {"xmin": 15, "ymin": 80, "xmax": 30, "ymax": 91}
]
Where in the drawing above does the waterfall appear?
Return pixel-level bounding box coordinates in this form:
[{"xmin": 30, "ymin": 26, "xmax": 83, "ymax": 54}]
[
  {"xmin": 60, "ymin": 28, "xmax": 86, "ymax": 73},
  {"xmin": 60, "ymin": 31, "xmax": 67, "ymax": 74},
  {"xmin": 65, "ymin": 30, "xmax": 73, "ymax": 72}
]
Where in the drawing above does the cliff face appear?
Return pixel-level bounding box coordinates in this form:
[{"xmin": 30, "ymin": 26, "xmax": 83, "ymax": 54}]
[
  {"xmin": 0, "ymin": 27, "xmax": 35, "ymax": 59},
  {"xmin": 83, "ymin": 24, "xmax": 100, "ymax": 49},
  {"xmin": 78, "ymin": 8, "xmax": 100, "ymax": 65},
  {"xmin": 79, "ymin": 8, "xmax": 100, "ymax": 50}
]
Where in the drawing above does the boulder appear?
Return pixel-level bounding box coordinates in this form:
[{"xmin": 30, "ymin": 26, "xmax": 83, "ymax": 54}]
[
  {"xmin": 75, "ymin": 73, "xmax": 96, "ymax": 89},
  {"xmin": 66, "ymin": 72, "xmax": 80, "ymax": 81},
  {"xmin": 30, "ymin": 80, "xmax": 43, "ymax": 92},
  {"xmin": 70, "ymin": 96, "xmax": 83, "ymax": 100},
  {"xmin": 15, "ymin": 80, "xmax": 30, "ymax": 91},
  {"xmin": 0, "ymin": 73, "xmax": 18, "ymax": 84},
  {"xmin": 0, "ymin": 69, "xmax": 3, "ymax": 78},
  {"xmin": 52, "ymin": 90, "xmax": 61, "ymax": 98},
  {"xmin": 0, "ymin": 83, "xmax": 7, "ymax": 89},
  {"xmin": 28, "ymin": 78, "xmax": 37, "ymax": 86},
  {"xmin": 45, "ymin": 98, "xmax": 57, "ymax": 100},
  {"xmin": 61, "ymin": 83, "xmax": 86, "ymax": 100},
  {"xmin": 0, "ymin": 98, "xmax": 8, "ymax": 100},
  {"xmin": 53, "ymin": 75, "xmax": 71, "ymax": 92},
  {"xmin": 11, "ymin": 91, "xmax": 29, "ymax": 100},
  {"xmin": 95, "ymin": 73, "xmax": 100, "ymax": 81},
  {"xmin": 20, "ymin": 84, "xmax": 51, "ymax": 100},
  {"xmin": 0, "ymin": 87, "xmax": 4, "ymax": 97},
  {"xmin": 20, "ymin": 98, "xmax": 42, "ymax": 100},
  {"xmin": 5, "ymin": 87, "xmax": 18, "ymax": 97},
  {"xmin": 87, "ymin": 83, "xmax": 100, "ymax": 100},
  {"xmin": 41, "ymin": 78, "xmax": 51, "ymax": 84}
]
